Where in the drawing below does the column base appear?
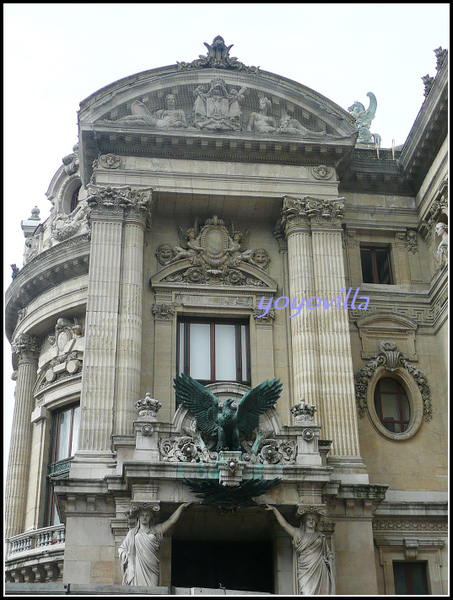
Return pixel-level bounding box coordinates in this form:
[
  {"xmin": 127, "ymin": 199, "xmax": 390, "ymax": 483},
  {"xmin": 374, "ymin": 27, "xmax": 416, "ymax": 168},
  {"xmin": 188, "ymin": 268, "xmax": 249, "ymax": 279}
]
[
  {"xmin": 69, "ymin": 450, "xmax": 117, "ymax": 479},
  {"xmin": 326, "ymin": 455, "xmax": 370, "ymax": 484}
]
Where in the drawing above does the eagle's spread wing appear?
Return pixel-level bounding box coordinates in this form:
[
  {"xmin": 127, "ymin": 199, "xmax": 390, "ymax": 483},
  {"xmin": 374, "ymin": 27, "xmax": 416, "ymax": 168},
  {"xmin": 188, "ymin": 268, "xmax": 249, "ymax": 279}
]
[
  {"xmin": 236, "ymin": 378, "xmax": 283, "ymax": 438},
  {"xmin": 174, "ymin": 374, "xmax": 219, "ymax": 437},
  {"xmin": 183, "ymin": 478, "xmax": 282, "ymax": 507}
]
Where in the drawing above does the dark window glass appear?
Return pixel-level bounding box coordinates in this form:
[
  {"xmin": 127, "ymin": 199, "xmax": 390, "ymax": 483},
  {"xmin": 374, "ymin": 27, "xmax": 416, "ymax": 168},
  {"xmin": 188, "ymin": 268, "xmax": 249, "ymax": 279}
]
[
  {"xmin": 393, "ymin": 561, "xmax": 429, "ymax": 594},
  {"xmin": 70, "ymin": 185, "xmax": 81, "ymax": 213},
  {"xmin": 374, "ymin": 379, "xmax": 410, "ymax": 433},
  {"xmin": 361, "ymin": 247, "xmax": 394, "ymax": 284},
  {"xmin": 177, "ymin": 318, "xmax": 250, "ymax": 386},
  {"xmin": 45, "ymin": 404, "xmax": 80, "ymax": 526}
]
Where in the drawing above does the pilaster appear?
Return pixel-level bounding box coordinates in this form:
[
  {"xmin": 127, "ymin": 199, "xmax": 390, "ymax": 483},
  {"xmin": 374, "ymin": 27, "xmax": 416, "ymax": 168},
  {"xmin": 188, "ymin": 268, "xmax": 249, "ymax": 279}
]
[{"xmin": 6, "ymin": 334, "xmax": 40, "ymax": 537}]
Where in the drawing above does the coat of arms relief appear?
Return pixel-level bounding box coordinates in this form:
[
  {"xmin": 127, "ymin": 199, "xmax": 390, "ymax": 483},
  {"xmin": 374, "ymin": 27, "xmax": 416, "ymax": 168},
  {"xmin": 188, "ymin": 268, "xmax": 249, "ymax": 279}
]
[{"xmin": 155, "ymin": 216, "xmax": 271, "ymax": 287}]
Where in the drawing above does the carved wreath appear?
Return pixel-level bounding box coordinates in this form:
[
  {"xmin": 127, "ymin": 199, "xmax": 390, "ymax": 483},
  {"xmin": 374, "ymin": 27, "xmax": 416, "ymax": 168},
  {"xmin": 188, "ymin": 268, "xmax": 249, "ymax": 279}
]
[{"xmin": 354, "ymin": 341, "xmax": 432, "ymax": 421}]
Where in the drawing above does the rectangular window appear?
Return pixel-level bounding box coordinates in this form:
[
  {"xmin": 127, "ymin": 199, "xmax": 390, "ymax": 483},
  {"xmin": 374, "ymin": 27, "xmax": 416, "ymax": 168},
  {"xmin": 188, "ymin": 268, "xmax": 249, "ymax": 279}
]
[
  {"xmin": 45, "ymin": 404, "xmax": 80, "ymax": 526},
  {"xmin": 393, "ymin": 561, "xmax": 429, "ymax": 595},
  {"xmin": 360, "ymin": 246, "xmax": 394, "ymax": 284},
  {"xmin": 177, "ymin": 318, "xmax": 250, "ymax": 385}
]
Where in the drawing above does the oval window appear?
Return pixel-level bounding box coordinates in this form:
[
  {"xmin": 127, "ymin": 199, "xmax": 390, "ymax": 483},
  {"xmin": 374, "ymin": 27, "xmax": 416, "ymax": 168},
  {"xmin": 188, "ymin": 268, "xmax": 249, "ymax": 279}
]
[{"xmin": 374, "ymin": 378, "xmax": 410, "ymax": 433}]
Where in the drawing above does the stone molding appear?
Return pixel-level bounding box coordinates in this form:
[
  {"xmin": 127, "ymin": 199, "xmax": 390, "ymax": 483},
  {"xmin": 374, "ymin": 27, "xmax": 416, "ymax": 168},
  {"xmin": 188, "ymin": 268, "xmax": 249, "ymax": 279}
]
[{"xmin": 354, "ymin": 341, "xmax": 432, "ymax": 421}]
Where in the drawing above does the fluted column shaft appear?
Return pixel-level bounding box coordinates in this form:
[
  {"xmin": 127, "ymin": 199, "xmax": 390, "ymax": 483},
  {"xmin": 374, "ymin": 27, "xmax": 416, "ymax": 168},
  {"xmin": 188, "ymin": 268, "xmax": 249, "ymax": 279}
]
[
  {"xmin": 5, "ymin": 335, "xmax": 40, "ymax": 537},
  {"xmin": 312, "ymin": 225, "xmax": 361, "ymax": 456},
  {"xmin": 80, "ymin": 207, "xmax": 123, "ymax": 451},
  {"xmin": 285, "ymin": 219, "xmax": 323, "ymax": 410},
  {"xmin": 282, "ymin": 195, "xmax": 362, "ymax": 459},
  {"xmin": 114, "ymin": 209, "xmax": 147, "ymax": 435}
]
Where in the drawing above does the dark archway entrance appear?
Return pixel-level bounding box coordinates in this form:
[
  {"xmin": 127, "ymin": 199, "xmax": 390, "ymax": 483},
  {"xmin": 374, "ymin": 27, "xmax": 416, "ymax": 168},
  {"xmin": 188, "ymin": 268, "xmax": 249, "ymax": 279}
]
[{"xmin": 171, "ymin": 539, "xmax": 274, "ymax": 593}]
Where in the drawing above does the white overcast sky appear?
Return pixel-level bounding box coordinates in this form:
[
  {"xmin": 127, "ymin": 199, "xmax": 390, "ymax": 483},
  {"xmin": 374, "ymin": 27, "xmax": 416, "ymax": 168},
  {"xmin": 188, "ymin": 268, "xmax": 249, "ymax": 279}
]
[{"xmin": 3, "ymin": 4, "xmax": 449, "ymax": 473}]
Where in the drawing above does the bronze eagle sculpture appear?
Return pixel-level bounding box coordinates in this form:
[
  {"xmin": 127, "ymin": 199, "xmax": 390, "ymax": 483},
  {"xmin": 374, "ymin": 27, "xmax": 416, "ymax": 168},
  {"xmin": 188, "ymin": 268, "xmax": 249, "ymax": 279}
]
[{"xmin": 174, "ymin": 374, "xmax": 283, "ymax": 452}]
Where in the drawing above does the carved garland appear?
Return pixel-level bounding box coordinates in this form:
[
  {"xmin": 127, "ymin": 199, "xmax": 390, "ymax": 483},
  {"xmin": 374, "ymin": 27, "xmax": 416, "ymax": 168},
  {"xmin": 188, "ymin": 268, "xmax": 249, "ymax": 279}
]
[{"xmin": 354, "ymin": 341, "xmax": 432, "ymax": 421}]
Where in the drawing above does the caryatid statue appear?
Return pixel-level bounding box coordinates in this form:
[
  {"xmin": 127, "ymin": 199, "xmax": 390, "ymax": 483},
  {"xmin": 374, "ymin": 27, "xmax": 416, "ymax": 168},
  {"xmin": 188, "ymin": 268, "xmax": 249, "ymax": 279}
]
[
  {"xmin": 118, "ymin": 503, "xmax": 191, "ymax": 587},
  {"xmin": 265, "ymin": 505, "xmax": 335, "ymax": 595}
]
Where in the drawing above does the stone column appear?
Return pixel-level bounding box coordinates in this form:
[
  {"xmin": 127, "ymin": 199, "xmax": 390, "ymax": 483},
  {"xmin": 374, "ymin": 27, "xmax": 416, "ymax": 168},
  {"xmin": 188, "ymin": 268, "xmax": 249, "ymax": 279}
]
[
  {"xmin": 114, "ymin": 189, "xmax": 153, "ymax": 436},
  {"xmin": 5, "ymin": 334, "xmax": 40, "ymax": 538},
  {"xmin": 310, "ymin": 198, "xmax": 361, "ymax": 457},
  {"xmin": 78, "ymin": 185, "xmax": 129, "ymax": 453},
  {"xmin": 281, "ymin": 196, "xmax": 322, "ymax": 411}
]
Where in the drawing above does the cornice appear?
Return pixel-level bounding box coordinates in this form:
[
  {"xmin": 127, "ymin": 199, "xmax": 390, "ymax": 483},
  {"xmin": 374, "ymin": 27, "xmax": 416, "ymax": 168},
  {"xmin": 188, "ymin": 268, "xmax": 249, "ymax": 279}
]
[
  {"xmin": 5, "ymin": 235, "xmax": 90, "ymax": 341},
  {"xmin": 398, "ymin": 54, "xmax": 448, "ymax": 194}
]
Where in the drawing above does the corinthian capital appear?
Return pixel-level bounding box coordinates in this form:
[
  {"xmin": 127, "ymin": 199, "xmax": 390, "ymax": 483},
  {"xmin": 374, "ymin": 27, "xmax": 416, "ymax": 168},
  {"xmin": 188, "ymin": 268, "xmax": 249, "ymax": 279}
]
[
  {"xmin": 12, "ymin": 333, "xmax": 41, "ymax": 363},
  {"xmin": 281, "ymin": 195, "xmax": 345, "ymax": 234},
  {"xmin": 86, "ymin": 184, "xmax": 133, "ymax": 209}
]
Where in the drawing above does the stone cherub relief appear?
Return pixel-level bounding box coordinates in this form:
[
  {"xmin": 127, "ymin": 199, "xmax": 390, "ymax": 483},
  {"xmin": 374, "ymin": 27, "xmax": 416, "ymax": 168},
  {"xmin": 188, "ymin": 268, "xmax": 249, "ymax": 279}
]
[{"xmin": 155, "ymin": 215, "xmax": 271, "ymax": 286}]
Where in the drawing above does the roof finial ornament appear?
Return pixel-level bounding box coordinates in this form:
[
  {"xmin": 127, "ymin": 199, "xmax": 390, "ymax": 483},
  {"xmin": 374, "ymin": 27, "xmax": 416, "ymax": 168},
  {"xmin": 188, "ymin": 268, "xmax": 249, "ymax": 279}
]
[{"xmin": 177, "ymin": 35, "xmax": 259, "ymax": 74}]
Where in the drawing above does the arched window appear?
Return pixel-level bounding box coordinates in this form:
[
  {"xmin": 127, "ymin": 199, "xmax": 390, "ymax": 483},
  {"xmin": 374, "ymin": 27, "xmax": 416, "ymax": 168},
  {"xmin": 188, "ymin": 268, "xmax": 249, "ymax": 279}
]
[{"xmin": 374, "ymin": 378, "xmax": 410, "ymax": 433}]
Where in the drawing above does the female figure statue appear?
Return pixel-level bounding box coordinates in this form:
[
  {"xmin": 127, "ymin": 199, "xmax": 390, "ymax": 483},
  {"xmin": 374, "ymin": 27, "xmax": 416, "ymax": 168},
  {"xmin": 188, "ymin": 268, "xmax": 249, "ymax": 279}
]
[
  {"xmin": 266, "ymin": 505, "xmax": 335, "ymax": 595},
  {"xmin": 119, "ymin": 502, "xmax": 191, "ymax": 586}
]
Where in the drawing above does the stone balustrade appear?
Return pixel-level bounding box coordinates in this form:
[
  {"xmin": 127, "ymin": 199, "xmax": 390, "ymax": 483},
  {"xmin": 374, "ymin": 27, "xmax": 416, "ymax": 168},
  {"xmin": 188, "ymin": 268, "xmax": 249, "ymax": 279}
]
[{"xmin": 5, "ymin": 525, "xmax": 65, "ymax": 583}]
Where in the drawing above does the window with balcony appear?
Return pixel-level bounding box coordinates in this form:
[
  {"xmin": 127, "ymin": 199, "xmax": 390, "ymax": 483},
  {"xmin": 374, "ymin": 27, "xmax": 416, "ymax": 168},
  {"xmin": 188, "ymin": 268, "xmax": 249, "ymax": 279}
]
[
  {"xmin": 360, "ymin": 246, "xmax": 394, "ymax": 284},
  {"xmin": 177, "ymin": 318, "xmax": 250, "ymax": 386},
  {"xmin": 45, "ymin": 403, "xmax": 80, "ymax": 526}
]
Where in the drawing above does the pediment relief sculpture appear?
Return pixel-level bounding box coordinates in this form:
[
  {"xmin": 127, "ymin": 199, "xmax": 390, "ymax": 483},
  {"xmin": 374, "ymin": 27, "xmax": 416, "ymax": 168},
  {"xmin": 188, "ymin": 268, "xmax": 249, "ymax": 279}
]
[
  {"xmin": 154, "ymin": 215, "xmax": 273, "ymax": 288},
  {"xmin": 97, "ymin": 79, "xmax": 351, "ymax": 139},
  {"xmin": 193, "ymin": 77, "xmax": 246, "ymax": 131},
  {"xmin": 106, "ymin": 94, "xmax": 191, "ymax": 129}
]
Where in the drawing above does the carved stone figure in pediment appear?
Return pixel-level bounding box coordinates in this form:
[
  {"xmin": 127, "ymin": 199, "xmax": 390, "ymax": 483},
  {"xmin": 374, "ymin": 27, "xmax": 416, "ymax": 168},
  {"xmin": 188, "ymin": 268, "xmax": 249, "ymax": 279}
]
[
  {"xmin": 107, "ymin": 94, "xmax": 189, "ymax": 129},
  {"xmin": 247, "ymin": 97, "xmax": 278, "ymax": 133},
  {"xmin": 277, "ymin": 111, "xmax": 332, "ymax": 138},
  {"xmin": 51, "ymin": 200, "xmax": 89, "ymax": 243},
  {"xmin": 193, "ymin": 77, "xmax": 246, "ymax": 131}
]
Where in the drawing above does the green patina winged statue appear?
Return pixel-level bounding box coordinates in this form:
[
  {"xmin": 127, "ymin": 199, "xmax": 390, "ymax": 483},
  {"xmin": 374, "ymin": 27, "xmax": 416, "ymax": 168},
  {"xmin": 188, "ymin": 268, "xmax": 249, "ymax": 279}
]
[{"xmin": 174, "ymin": 374, "xmax": 283, "ymax": 452}]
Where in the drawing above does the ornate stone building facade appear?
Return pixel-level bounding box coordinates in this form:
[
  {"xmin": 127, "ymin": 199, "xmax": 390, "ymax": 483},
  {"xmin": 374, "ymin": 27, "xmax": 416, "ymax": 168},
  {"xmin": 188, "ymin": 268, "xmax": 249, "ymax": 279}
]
[{"xmin": 5, "ymin": 38, "xmax": 448, "ymax": 595}]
